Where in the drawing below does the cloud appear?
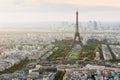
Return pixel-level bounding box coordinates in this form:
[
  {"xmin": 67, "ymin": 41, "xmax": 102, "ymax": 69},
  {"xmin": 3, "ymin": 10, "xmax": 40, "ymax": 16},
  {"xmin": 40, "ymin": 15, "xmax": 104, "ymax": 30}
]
[
  {"xmin": 0, "ymin": 0, "xmax": 120, "ymax": 7},
  {"xmin": 0, "ymin": 1, "xmax": 120, "ymax": 13},
  {"xmin": 47, "ymin": 0, "xmax": 120, "ymax": 7},
  {"xmin": 0, "ymin": 0, "xmax": 119, "ymax": 22}
]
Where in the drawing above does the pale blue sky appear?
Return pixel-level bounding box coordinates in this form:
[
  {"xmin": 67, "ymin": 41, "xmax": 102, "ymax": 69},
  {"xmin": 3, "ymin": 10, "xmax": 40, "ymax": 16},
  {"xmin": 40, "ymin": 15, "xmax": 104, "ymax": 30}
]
[{"xmin": 0, "ymin": 0, "xmax": 120, "ymax": 23}]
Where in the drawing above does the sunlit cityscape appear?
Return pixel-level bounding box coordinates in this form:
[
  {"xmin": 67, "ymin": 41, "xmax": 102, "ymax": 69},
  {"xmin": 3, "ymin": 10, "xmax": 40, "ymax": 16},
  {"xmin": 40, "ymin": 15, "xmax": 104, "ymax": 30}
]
[{"xmin": 0, "ymin": 0, "xmax": 120, "ymax": 80}]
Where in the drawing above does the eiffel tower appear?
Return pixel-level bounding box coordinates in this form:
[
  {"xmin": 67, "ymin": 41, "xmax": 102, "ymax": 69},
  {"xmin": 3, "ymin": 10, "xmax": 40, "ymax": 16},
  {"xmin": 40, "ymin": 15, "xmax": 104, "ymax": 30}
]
[{"xmin": 72, "ymin": 11, "xmax": 83, "ymax": 47}]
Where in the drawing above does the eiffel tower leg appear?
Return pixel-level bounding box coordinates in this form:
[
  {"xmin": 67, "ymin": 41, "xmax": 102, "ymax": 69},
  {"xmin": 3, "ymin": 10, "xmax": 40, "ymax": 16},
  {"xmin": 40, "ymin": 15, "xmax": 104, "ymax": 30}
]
[
  {"xmin": 78, "ymin": 34, "xmax": 83, "ymax": 47},
  {"xmin": 72, "ymin": 33, "xmax": 77, "ymax": 47}
]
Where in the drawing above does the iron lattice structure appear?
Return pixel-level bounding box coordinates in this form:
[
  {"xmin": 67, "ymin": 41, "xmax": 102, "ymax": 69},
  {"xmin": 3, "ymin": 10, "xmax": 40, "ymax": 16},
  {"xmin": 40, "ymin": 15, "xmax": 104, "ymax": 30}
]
[{"xmin": 72, "ymin": 11, "xmax": 83, "ymax": 47}]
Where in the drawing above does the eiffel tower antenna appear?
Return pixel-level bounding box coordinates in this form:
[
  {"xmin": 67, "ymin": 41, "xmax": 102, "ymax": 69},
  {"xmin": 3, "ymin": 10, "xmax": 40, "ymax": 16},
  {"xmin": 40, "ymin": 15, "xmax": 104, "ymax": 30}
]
[{"xmin": 72, "ymin": 11, "xmax": 83, "ymax": 47}]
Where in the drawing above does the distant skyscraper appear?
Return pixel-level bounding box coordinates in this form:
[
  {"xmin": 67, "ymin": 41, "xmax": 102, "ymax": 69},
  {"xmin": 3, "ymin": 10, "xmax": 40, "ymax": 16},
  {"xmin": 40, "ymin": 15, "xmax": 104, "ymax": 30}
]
[{"xmin": 94, "ymin": 21, "xmax": 98, "ymax": 30}]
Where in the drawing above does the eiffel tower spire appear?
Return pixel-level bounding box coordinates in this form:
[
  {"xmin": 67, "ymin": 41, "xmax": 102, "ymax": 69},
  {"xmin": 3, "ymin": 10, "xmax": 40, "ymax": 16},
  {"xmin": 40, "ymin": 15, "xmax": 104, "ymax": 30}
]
[
  {"xmin": 72, "ymin": 11, "xmax": 83, "ymax": 47},
  {"xmin": 76, "ymin": 11, "xmax": 79, "ymax": 33}
]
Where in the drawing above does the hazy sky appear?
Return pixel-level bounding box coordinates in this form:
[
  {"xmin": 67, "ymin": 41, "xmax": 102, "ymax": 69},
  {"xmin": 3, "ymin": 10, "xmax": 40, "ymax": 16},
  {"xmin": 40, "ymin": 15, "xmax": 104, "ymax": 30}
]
[{"xmin": 0, "ymin": 0, "xmax": 120, "ymax": 23}]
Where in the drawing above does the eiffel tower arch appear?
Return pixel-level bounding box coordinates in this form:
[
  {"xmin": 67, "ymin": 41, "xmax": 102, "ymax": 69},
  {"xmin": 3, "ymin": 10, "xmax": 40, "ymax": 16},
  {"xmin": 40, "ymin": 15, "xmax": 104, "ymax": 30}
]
[{"xmin": 72, "ymin": 11, "xmax": 83, "ymax": 47}]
